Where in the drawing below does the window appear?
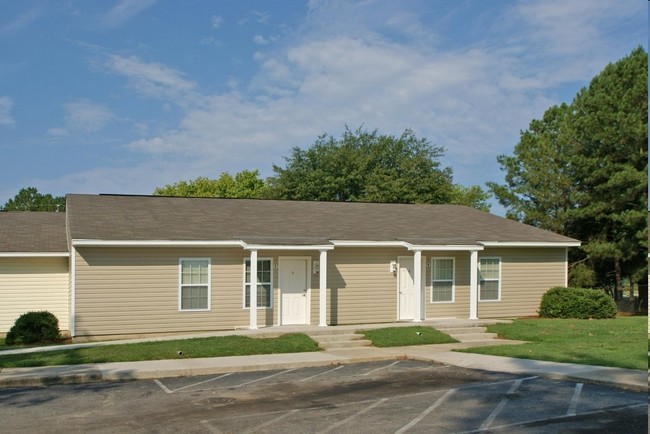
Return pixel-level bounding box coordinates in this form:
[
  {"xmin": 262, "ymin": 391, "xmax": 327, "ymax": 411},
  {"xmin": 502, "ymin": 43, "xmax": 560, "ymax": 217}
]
[
  {"xmin": 431, "ymin": 258, "xmax": 454, "ymax": 303},
  {"xmin": 244, "ymin": 258, "xmax": 272, "ymax": 308},
  {"xmin": 479, "ymin": 257, "xmax": 501, "ymax": 301},
  {"xmin": 179, "ymin": 258, "xmax": 210, "ymax": 311}
]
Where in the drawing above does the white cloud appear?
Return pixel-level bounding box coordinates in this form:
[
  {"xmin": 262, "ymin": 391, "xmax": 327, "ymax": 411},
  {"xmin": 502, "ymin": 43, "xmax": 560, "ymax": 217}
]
[
  {"xmin": 211, "ymin": 15, "xmax": 223, "ymax": 29},
  {"xmin": 512, "ymin": 0, "xmax": 645, "ymax": 59},
  {"xmin": 102, "ymin": 0, "xmax": 157, "ymax": 28},
  {"xmin": 0, "ymin": 96, "xmax": 15, "ymax": 126},
  {"xmin": 55, "ymin": 0, "xmax": 643, "ymax": 203},
  {"xmin": 48, "ymin": 100, "xmax": 114, "ymax": 136},
  {"xmin": 105, "ymin": 54, "xmax": 199, "ymax": 105},
  {"xmin": 64, "ymin": 100, "xmax": 115, "ymax": 133},
  {"xmin": 254, "ymin": 35, "xmax": 269, "ymax": 45},
  {"xmin": 1, "ymin": 7, "xmax": 41, "ymax": 33}
]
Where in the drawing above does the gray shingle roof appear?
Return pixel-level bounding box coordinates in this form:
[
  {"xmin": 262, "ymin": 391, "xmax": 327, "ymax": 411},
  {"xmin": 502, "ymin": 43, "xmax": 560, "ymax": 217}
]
[
  {"xmin": 66, "ymin": 194, "xmax": 579, "ymax": 246},
  {"xmin": 0, "ymin": 212, "xmax": 68, "ymax": 253}
]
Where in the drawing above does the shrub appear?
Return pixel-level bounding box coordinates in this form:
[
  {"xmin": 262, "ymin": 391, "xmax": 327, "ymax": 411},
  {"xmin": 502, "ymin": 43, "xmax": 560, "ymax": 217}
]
[
  {"xmin": 538, "ymin": 287, "xmax": 617, "ymax": 319},
  {"xmin": 5, "ymin": 311, "xmax": 61, "ymax": 345}
]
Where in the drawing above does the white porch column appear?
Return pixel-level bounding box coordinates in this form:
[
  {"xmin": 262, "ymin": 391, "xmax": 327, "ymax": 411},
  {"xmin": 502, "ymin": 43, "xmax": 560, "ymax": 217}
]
[
  {"xmin": 469, "ymin": 250, "xmax": 479, "ymax": 320},
  {"xmin": 413, "ymin": 249, "xmax": 423, "ymax": 322},
  {"xmin": 319, "ymin": 249, "xmax": 328, "ymax": 327},
  {"xmin": 249, "ymin": 249, "xmax": 258, "ymax": 330}
]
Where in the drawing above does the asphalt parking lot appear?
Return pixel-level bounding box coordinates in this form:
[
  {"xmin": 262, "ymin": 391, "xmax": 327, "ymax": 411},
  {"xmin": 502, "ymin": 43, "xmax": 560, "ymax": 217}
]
[{"xmin": 1, "ymin": 360, "xmax": 647, "ymax": 433}]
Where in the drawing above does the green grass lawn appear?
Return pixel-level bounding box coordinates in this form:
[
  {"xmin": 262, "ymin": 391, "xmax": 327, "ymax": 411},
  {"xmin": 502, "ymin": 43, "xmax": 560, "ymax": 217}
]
[
  {"xmin": 362, "ymin": 326, "xmax": 458, "ymax": 347},
  {"xmin": 0, "ymin": 333, "xmax": 319, "ymax": 368},
  {"xmin": 458, "ymin": 317, "xmax": 648, "ymax": 370}
]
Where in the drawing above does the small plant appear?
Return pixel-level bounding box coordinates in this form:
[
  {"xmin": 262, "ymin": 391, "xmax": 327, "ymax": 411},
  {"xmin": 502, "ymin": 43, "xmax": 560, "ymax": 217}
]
[
  {"xmin": 538, "ymin": 287, "xmax": 616, "ymax": 319},
  {"xmin": 5, "ymin": 311, "xmax": 61, "ymax": 345}
]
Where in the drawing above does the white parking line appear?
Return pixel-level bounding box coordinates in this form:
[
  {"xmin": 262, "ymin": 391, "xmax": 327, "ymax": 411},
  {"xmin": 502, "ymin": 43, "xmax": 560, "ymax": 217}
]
[
  {"xmin": 241, "ymin": 409, "xmax": 301, "ymax": 434},
  {"xmin": 153, "ymin": 379, "xmax": 173, "ymax": 394},
  {"xmin": 153, "ymin": 373, "xmax": 233, "ymax": 394},
  {"xmin": 171, "ymin": 373, "xmax": 233, "ymax": 393},
  {"xmin": 363, "ymin": 360, "xmax": 400, "ymax": 376},
  {"xmin": 394, "ymin": 388, "xmax": 456, "ymax": 434},
  {"xmin": 231, "ymin": 369, "xmax": 296, "ymax": 388},
  {"xmin": 318, "ymin": 398, "xmax": 389, "ymax": 434},
  {"xmin": 566, "ymin": 383, "xmax": 583, "ymax": 416},
  {"xmin": 459, "ymin": 403, "xmax": 647, "ymax": 434},
  {"xmin": 299, "ymin": 365, "xmax": 345, "ymax": 382},
  {"xmin": 478, "ymin": 378, "xmax": 524, "ymax": 431}
]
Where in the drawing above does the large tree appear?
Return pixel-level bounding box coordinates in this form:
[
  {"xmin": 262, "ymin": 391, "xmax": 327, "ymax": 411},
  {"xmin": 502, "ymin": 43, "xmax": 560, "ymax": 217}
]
[
  {"xmin": 154, "ymin": 170, "xmax": 267, "ymax": 199},
  {"xmin": 268, "ymin": 127, "xmax": 490, "ymax": 210},
  {"xmin": 489, "ymin": 47, "xmax": 648, "ymax": 293},
  {"xmin": 1, "ymin": 187, "xmax": 66, "ymax": 212}
]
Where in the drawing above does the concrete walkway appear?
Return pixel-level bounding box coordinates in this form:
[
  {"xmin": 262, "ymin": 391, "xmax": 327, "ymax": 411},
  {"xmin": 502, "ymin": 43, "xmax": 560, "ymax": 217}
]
[{"xmin": 0, "ymin": 321, "xmax": 646, "ymax": 392}]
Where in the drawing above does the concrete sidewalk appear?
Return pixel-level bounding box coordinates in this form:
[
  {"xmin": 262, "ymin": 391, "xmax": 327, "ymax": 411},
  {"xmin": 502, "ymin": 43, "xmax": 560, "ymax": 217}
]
[{"xmin": 0, "ymin": 340, "xmax": 646, "ymax": 392}]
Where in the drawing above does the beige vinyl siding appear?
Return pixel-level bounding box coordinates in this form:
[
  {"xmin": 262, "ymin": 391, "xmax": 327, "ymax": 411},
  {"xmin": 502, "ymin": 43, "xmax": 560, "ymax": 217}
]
[
  {"xmin": 324, "ymin": 248, "xmax": 401, "ymax": 325},
  {"xmin": 477, "ymin": 248, "xmax": 567, "ymax": 318},
  {"xmin": 74, "ymin": 248, "xmax": 322, "ymax": 336},
  {"xmin": 0, "ymin": 257, "xmax": 69, "ymax": 334},
  {"xmin": 74, "ymin": 247, "xmax": 252, "ymax": 336},
  {"xmin": 425, "ymin": 253, "xmax": 471, "ymax": 319}
]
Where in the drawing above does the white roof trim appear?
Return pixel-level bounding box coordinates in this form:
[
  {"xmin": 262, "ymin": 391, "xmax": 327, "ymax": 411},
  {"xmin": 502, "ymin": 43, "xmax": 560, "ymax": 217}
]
[
  {"xmin": 242, "ymin": 244, "xmax": 335, "ymax": 251},
  {"xmin": 69, "ymin": 239, "xmax": 580, "ymax": 249},
  {"xmin": 407, "ymin": 245, "xmax": 484, "ymax": 252},
  {"xmin": 72, "ymin": 239, "xmax": 245, "ymax": 248},
  {"xmin": 0, "ymin": 252, "xmax": 69, "ymax": 257},
  {"xmin": 331, "ymin": 240, "xmax": 483, "ymax": 251},
  {"xmin": 330, "ymin": 240, "xmax": 411, "ymax": 248},
  {"xmin": 479, "ymin": 241, "xmax": 581, "ymax": 248}
]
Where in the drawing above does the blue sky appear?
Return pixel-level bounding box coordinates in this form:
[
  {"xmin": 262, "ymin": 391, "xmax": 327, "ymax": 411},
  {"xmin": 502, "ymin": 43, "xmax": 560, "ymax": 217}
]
[{"xmin": 0, "ymin": 1, "xmax": 646, "ymax": 212}]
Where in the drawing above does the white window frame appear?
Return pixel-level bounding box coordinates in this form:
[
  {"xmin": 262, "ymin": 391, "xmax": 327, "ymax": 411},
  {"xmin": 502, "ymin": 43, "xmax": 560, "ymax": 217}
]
[
  {"xmin": 243, "ymin": 257, "xmax": 273, "ymax": 309},
  {"xmin": 430, "ymin": 257, "xmax": 455, "ymax": 303},
  {"xmin": 479, "ymin": 257, "xmax": 501, "ymax": 302},
  {"xmin": 178, "ymin": 258, "xmax": 211, "ymax": 311}
]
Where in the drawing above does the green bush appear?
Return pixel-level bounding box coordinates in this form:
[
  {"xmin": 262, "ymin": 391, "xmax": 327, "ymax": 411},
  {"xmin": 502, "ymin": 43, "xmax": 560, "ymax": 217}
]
[
  {"xmin": 5, "ymin": 311, "xmax": 61, "ymax": 345},
  {"xmin": 538, "ymin": 287, "xmax": 617, "ymax": 319}
]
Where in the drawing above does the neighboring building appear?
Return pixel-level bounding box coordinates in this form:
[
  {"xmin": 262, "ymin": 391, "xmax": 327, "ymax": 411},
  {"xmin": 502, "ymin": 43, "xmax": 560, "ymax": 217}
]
[
  {"xmin": 0, "ymin": 212, "xmax": 69, "ymax": 334},
  {"xmin": 0, "ymin": 194, "xmax": 580, "ymax": 339}
]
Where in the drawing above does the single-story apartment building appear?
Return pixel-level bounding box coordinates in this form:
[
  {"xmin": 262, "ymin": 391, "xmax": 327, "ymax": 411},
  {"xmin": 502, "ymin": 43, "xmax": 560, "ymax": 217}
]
[{"xmin": 0, "ymin": 194, "xmax": 580, "ymax": 339}]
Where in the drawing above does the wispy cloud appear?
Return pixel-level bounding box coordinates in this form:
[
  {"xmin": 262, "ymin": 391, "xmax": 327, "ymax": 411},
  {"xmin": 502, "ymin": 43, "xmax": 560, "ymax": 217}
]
[
  {"xmin": 0, "ymin": 96, "xmax": 15, "ymax": 126},
  {"xmin": 48, "ymin": 100, "xmax": 114, "ymax": 136},
  {"xmin": 1, "ymin": 7, "xmax": 41, "ymax": 34},
  {"xmin": 105, "ymin": 54, "xmax": 199, "ymax": 105},
  {"xmin": 102, "ymin": 0, "xmax": 157, "ymax": 28},
  {"xmin": 211, "ymin": 15, "xmax": 223, "ymax": 29},
  {"xmin": 48, "ymin": 1, "xmax": 644, "ymax": 200}
]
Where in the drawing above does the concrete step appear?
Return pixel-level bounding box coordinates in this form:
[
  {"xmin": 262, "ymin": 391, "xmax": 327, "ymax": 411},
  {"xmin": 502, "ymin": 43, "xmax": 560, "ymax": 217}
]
[
  {"xmin": 445, "ymin": 332, "xmax": 499, "ymax": 342},
  {"xmin": 318, "ymin": 339, "xmax": 373, "ymax": 350},
  {"xmin": 307, "ymin": 332, "xmax": 373, "ymax": 350},
  {"xmin": 313, "ymin": 333, "xmax": 367, "ymax": 342}
]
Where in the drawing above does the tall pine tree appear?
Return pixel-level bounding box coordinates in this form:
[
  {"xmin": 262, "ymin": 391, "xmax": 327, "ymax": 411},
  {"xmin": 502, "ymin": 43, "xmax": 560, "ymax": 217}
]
[{"xmin": 490, "ymin": 47, "xmax": 648, "ymax": 293}]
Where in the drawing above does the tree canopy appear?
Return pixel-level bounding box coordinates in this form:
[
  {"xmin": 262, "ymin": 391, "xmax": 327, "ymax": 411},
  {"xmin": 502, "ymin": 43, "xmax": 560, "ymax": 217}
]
[
  {"xmin": 489, "ymin": 47, "xmax": 648, "ymax": 292},
  {"xmin": 153, "ymin": 127, "xmax": 491, "ymax": 210},
  {"xmin": 1, "ymin": 187, "xmax": 66, "ymax": 212},
  {"xmin": 153, "ymin": 170, "xmax": 267, "ymax": 199},
  {"xmin": 268, "ymin": 127, "xmax": 490, "ymax": 209}
]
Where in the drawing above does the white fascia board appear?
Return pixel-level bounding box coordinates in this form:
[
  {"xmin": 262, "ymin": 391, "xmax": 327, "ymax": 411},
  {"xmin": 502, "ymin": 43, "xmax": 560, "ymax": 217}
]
[
  {"xmin": 330, "ymin": 240, "xmax": 484, "ymax": 251},
  {"xmin": 479, "ymin": 241, "xmax": 581, "ymax": 248},
  {"xmin": 330, "ymin": 240, "xmax": 411, "ymax": 248},
  {"xmin": 71, "ymin": 239, "xmax": 245, "ymax": 248},
  {"xmin": 0, "ymin": 252, "xmax": 69, "ymax": 257},
  {"xmin": 407, "ymin": 245, "xmax": 484, "ymax": 252},
  {"xmin": 242, "ymin": 244, "xmax": 334, "ymax": 251}
]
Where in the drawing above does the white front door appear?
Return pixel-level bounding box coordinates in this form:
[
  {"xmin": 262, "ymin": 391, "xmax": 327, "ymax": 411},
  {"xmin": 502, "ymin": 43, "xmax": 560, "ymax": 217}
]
[
  {"xmin": 398, "ymin": 256, "xmax": 415, "ymax": 320},
  {"xmin": 280, "ymin": 258, "xmax": 309, "ymax": 325}
]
